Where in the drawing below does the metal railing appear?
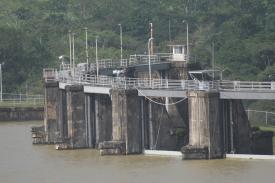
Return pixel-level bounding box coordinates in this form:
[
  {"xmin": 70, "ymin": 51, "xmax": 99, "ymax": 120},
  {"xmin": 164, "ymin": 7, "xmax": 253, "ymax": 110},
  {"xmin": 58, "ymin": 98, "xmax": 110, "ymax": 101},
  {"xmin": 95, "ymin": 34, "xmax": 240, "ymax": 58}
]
[
  {"xmin": 58, "ymin": 72, "xmax": 219, "ymax": 91},
  {"xmin": 89, "ymin": 59, "xmax": 128, "ymax": 71},
  {"xmin": 43, "ymin": 68, "xmax": 58, "ymax": 82},
  {"xmin": 247, "ymin": 109, "xmax": 275, "ymax": 126},
  {"xmin": 220, "ymin": 81, "xmax": 275, "ymax": 91},
  {"xmin": 129, "ymin": 54, "xmax": 172, "ymax": 66},
  {"xmin": 0, "ymin": 93, "xmax": 44, "ymax": 107},
  {"xmin": 43, "ymin": 68, "xmax": 275, "ymax": 93}
]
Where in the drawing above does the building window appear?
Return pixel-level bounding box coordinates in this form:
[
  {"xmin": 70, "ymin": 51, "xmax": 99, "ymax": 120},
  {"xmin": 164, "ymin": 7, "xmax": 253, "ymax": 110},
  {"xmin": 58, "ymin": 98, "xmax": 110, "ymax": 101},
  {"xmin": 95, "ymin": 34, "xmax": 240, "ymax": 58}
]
[{"xmin": 174, "ymin": 46, "xmax": 183, "ymax": 54}]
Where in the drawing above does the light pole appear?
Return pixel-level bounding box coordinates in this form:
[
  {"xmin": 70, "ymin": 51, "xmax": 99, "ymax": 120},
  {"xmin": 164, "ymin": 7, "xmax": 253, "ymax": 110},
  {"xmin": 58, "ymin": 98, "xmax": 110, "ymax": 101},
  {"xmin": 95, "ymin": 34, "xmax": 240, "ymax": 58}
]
[
  {"xmin": 96, "ymin": 36, "xmax": 99, "ymax": 79},
  {"xmin": 148, "ymin": 38, "xmax": 154, "ymax": 87},
  {"xmin": 72, "ymin": 32, "xmax": 75, "ymax": 77},
  {"xmin": 182, "ymin": 20, "xmax": 189, "ymax": 62},
  {"xmin": 68, "ymin": 30, "xmax": 72, "ymax": 72},
  {"xmin": 149, "ymin": 23, "xmax": 154, "ymax": 54},
  {"xmin": 118, "ymin": 24, "xmax": 123, "ymax": 65},
  {"xmin": 84, "ymin": 27, "xmax": 89, "ymax": 71}
]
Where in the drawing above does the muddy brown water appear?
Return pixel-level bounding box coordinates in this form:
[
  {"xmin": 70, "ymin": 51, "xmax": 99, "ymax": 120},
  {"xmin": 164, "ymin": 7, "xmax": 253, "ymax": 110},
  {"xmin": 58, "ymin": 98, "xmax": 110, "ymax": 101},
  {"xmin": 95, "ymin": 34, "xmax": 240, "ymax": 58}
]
[{"xmin": 0, "ymin": 121, "xmax": 275, "ymax": 183}]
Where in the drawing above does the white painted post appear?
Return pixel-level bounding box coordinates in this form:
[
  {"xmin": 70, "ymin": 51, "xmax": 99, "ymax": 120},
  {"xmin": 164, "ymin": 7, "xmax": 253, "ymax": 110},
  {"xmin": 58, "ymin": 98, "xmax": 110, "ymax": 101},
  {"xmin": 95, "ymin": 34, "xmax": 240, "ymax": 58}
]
[
  {"xmin": 96, "ymin": 36, "xmax": 99, "ymax": 80},
  {"xmin": 85, "ymin": 27, "xmax": 89, "ymax": 71},
  {"xmin": 266, "ymin": 112, "xmax": 268, "ymax": 126},
  {"xmin": 72, "ymin": 33, "xmax": 75, "ymax": 78},
  {"xmin": 148, "ymin": 38, "xmax": 154, "ymax": 88},
  {"xmin": 69, "ymin": 31, "xmax": 72, "ymax": 72},
  {"xmin": 118, "ymin": 24, "xmax": 123, "ymax": 66}
]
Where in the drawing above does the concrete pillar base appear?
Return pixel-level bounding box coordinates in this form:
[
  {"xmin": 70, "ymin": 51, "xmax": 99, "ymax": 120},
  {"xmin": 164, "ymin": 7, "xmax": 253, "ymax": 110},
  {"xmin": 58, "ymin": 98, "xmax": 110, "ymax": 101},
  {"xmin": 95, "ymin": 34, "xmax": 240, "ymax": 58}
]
[
  {"xmin": 99, "ymin": 141, "xmax": 126, "ymax": 155},
  {"xmin": 181, "ymin": 145, "xmax": 209, "ymax": 160}
]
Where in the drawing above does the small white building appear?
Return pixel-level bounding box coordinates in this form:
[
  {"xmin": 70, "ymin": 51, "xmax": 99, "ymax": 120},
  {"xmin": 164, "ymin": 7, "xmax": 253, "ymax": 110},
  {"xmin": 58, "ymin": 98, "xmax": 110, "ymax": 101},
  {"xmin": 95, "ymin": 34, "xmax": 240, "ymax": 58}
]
[{"xmin": 169, "ymin": 45, "xmax": 187, "ymax": 62}]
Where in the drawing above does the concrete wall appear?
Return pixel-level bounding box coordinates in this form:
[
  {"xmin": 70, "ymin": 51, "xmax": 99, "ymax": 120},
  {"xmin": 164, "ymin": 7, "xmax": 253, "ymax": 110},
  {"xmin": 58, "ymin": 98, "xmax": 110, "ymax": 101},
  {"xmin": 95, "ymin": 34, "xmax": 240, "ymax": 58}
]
[
  {"xmin": 94, "ymin": 94, "xmax": 112, "ymax": 146},
  {"xmin": 232, "ymin": 100, "xmax": 252, "ymax": 154},
  {"xmin": 66, "ymin": 85, "xmax": 87, "ymax": 148},
  {"xmin": 0, "ymin": 107, "xmax": 43, "ymax": 121},
  {"xmin": 251, "ymin": 128, "xmax": 273, "ymax": 155},
  {"xmin": 220, "ymin": 100, "xmax": 252, "ymax": 154},
  {"xmin": 145, "ymin": 98, "xmax": 188, "ymax": 151}
]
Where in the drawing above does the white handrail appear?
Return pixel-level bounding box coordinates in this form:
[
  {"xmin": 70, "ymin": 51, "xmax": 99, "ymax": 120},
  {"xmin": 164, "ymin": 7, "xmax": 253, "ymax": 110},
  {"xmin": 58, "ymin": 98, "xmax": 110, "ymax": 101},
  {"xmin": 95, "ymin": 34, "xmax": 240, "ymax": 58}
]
[{"xmin": 47, "ymin": 69, "xmax": 275, "ymax": 92}]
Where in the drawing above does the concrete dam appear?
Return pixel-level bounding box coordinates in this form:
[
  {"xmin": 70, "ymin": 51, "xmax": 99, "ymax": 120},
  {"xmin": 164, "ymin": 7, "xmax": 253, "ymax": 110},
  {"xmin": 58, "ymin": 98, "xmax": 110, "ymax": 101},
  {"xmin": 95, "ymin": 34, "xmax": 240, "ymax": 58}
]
[{"xmin": 32, "ymin": 45, "xmax": 274, "ymax": 159}]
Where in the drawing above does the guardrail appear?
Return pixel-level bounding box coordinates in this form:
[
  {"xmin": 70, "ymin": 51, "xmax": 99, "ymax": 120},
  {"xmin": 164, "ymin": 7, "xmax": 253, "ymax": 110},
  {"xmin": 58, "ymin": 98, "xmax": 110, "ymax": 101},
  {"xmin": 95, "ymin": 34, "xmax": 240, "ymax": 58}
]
[
  {"xmin": 44, "ymin": 68, "xmax": 275, "ymax": 92},
  {"xmin": 247, "ymin": 109, "xmax": 275, "ymax": 126},
  {"xmin": 0, "ymin": 93, "xmax": 44, "ymax": 107},
  {"xmin": 129, "ymin": 54, "xmax": 172, "ymax": 66},
  {"xmin": 58, "ymin": 72, "xmax": 219, "ymax": 91},
  {"xmin": 220, "ymin": 81, "xmax": 275, "ymax": 91},
  {"xmin": 43, "ymin": 68, "xmax": 58, "ymax": 82}
]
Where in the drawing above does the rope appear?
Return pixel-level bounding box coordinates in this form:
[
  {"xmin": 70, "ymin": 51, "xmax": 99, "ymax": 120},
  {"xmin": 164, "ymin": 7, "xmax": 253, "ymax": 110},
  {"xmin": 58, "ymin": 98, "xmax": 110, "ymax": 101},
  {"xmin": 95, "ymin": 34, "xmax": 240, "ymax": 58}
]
[{"xmin": 136, "ymin": 88, "xmax": 187, "ymax": 106}]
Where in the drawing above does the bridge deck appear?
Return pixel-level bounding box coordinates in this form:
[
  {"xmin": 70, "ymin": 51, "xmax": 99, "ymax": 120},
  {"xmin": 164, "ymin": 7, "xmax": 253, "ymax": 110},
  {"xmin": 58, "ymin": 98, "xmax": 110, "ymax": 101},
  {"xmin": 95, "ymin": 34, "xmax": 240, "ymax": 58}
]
[
  {"xmin": 55, "ymin": 70, "xmax": 275, "ymax": 100},
  {"xmin": 59, "ymin": 82, "xmax": 275, "ymax": 99}
]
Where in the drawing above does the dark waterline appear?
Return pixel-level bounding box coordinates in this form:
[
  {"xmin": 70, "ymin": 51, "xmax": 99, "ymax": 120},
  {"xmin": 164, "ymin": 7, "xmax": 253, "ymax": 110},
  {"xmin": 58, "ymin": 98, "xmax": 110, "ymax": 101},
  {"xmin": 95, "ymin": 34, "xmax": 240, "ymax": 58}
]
[{"xmin": 0, "ymin": 121, "xmax": 275, "ymax": 183}]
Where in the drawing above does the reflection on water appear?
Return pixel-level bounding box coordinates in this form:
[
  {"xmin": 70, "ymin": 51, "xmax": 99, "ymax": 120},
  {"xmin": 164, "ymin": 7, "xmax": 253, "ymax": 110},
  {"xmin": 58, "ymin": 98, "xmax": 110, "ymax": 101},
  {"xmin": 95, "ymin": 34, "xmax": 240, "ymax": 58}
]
[{"xmin": 0, "ymin": 121, "xmax": 275, "ymax": 183}]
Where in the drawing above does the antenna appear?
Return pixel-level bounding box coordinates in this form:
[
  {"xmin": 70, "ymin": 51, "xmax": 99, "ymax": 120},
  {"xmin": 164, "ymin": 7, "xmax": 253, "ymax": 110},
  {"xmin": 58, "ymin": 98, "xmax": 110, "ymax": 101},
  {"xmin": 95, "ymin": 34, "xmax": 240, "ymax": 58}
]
[
  {"xmin": 68, "ymin": 30, "xmax": 72, "ymax": 70},
  {"xmin": 150, "ymin": 23, "xmax": 154, "ymax": 54}
]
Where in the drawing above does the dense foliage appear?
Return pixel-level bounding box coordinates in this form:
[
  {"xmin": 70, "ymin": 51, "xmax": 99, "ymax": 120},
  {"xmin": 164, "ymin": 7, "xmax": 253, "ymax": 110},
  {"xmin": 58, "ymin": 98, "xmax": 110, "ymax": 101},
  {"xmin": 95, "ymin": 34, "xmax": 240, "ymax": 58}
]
[{"xmin": 1, "ymin": 0, "xmax": 275, "ymax": 94}]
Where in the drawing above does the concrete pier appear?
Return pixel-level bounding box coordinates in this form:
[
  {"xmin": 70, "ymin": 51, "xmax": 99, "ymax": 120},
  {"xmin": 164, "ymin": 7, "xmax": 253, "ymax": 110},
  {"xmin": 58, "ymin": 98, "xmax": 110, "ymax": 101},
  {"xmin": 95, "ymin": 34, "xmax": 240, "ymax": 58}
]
[
  {"xmin": 58, "ymin": 89, "xmax": 67, "ymax": 140},
  {"xmin": 44, "ymin": 81, "xmax": 59, "ymax": 143},
  {"xmin": 182, "ymin": 91, "xmax": 223, "ymax": 159},
  {"xmin": 99, "ymin": 89, "xmax": 142, "ymax": 155},
  {"xmin": 65, "ymin": 85, "xmax": 87, "ymax": 148}
]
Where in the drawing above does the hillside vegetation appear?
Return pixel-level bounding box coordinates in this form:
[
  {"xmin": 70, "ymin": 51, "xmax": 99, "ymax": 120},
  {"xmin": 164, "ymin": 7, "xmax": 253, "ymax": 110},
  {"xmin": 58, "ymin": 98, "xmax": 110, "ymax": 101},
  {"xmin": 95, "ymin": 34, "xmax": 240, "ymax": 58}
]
[{"xmin": 1, "ymin": 0, "xmax": 275, "ymax": 94}]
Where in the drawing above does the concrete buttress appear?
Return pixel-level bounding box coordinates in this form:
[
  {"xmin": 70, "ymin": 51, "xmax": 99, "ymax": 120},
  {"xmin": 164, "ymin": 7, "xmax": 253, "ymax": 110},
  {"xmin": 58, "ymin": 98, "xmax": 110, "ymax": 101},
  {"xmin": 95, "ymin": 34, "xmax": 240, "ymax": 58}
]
[
  {"xmin": 182, "ymin": 91, "xmax": 223, "ymax": 159},
  {"xmin": 44, "ymin": 81, "xmax": 59, "ymax": 143},
  {"xmin": 66, "ymin": 85, "xmax": 87, "ymax": 148},
  {"xmin": 99, "ymin": 89, "xmax": 142, "ymax": 155}
]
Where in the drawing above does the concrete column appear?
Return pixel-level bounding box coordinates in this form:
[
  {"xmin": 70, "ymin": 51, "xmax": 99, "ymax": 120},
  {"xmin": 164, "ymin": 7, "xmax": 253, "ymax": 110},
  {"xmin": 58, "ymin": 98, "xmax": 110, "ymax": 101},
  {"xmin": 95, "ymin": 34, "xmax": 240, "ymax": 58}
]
[
  {"xmin": 182, "ymin": 91, "xmax": 223, "ymax": 159},
  {"xmin": 66, "ymin": 85, "xmax": 87, "ymax": 148},
  {"xmin": 94, "ymin": 94, "xmax": 112, "ymax": 146},
  {"xmin": 112, "ymin": 89, "xmax": 141, "ymax": 154},
  {"xmin": 99, "ymin": 89, "xmax": 142, "ymax": 155},
  {"xmin": 44, "ymin": 81, "xmax": 59, "ymax": 143},
  {"xmin": 58, "ymin": 89, "xmax": 67, "ymax": 140}
]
